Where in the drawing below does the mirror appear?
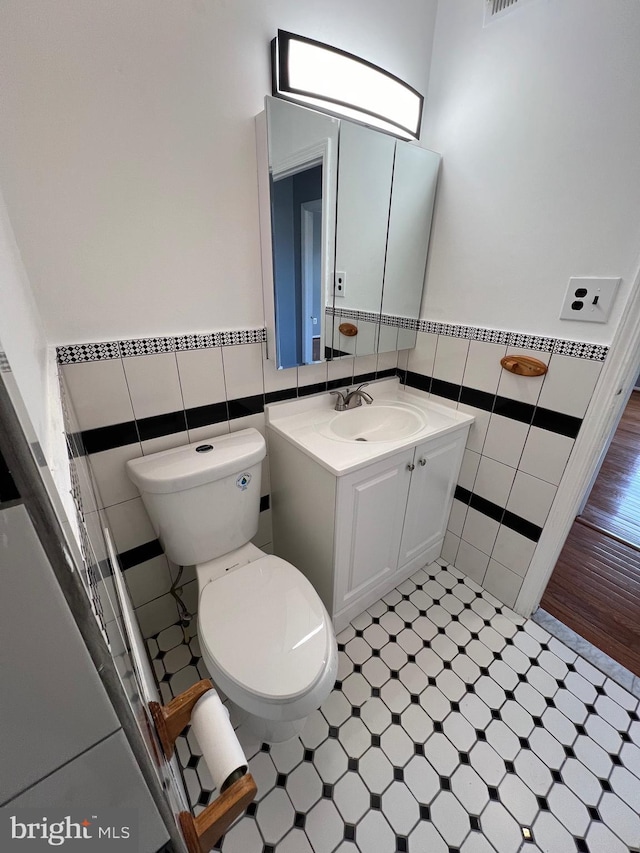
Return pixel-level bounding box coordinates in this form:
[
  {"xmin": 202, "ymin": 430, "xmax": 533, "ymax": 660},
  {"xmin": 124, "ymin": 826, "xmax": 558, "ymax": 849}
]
[
  {"xmin": 260, "ymin": 97, "xmax": 338, "ymax": 369},
  {"xmin": 257, "ymin": 96, "xmax": 440, "ymax": 369}
]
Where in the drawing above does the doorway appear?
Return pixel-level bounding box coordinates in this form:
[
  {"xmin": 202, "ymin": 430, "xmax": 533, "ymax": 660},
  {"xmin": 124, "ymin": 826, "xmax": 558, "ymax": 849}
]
[{"xmin": 540, "ymin": 388, "xmax": 640, "ymax": 675}]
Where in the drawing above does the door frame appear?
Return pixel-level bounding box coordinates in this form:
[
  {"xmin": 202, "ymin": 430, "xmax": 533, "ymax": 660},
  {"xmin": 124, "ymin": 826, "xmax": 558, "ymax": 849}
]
[
  {"xmin": 516, "ymin": 257, "xmax": 640, "ymax": 616},
  {"xmin": 301, "ymin": 199, "xmax": 322, "ymax": 363}
]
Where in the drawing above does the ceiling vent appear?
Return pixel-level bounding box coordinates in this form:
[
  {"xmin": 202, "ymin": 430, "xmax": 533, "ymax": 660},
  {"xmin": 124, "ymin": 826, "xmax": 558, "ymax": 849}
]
[{"xmin": 484, "ymin": 0, "xmax": 537, "ymax": 26}]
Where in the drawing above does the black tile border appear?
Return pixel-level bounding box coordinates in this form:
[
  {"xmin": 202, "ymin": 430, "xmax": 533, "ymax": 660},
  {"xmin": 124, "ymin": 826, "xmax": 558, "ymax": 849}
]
[
  {"xmin": 227, "ymin": 394, "xmax": 265, "ymax": 420},
  {"xmin": 73, "ymin": 367, "xmax": 584, "ymax": 457},
  {"xmin": 120, "ymin": 539, "xmax": 164, "ymax": 571},
  {"xmin": 454, "ymin": 484, "xmax": 542, "ymax": 543},
  {"xmin": 78, "ymin": 421, "xmax": 140, "ymax": 455},
  {"xmin": 186, "ymin": 402, "xmax": 229, "ymax": 430},
  {"xmin": 404, "ymin": 373, "xmax": 583, "ymax": 442},
  {"xmin": 138, "ymin": 411, "xmax": 188, "ymax": 442},
  {"xmin": 532, "ymin": 407, "xmax": 582, "ymax": 440},
  {"xmin": 493, "ymin": 396, "xmax": 535, "ymax": 425},
  {"xmin": 430, "ymin": 378, "xmax": 461, "ymax": 402}
]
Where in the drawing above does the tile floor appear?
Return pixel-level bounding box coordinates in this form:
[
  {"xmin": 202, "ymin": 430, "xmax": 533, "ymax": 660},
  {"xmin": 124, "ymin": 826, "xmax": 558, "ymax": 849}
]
[{"xmin": 146, "ymin": 560, "xmax": 640, "ymax": 853}]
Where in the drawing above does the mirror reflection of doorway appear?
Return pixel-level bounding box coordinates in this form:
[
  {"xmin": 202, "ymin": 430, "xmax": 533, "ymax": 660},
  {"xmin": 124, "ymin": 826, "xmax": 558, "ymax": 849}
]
[
  {"xmin": 301, "ymin": 199, "xmax": 322, "ymax": 363},
  {"xmin": 270, "ymin": 163, "xmax": 323, "ymax": 368},
  {"xmin": 541, "ymin": 388, "xmax": 640, "ymax": 675}
]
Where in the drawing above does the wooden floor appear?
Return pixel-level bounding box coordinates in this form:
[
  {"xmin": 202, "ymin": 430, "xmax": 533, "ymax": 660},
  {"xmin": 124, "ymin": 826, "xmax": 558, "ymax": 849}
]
[
  {"xmin": 580, "ymin": 390, "xmax": 640, "ymax": 546},
  {"xmin": 542, "ymin": 391, "xmax": 640, "ymax": 676}
]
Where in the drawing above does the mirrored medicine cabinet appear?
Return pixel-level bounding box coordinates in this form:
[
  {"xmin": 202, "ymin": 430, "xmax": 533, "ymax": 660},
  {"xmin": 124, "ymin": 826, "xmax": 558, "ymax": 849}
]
[{"xmin": 256, "ymin": 95, "xmax": 440, "ymax": 370}]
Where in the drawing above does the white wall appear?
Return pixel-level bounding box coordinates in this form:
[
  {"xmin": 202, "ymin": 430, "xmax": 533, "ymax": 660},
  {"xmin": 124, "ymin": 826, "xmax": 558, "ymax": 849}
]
[
  {"xmin": 0, "ymin": 0, "xmax": 438, "ymax": 344},
  {"xmin": 421, "ymin": 0, "xmax": 640, "ymax": 344},
  {"xmin": 0, "ymin": 188, "xmax": 75, "ymax": 520},
  {"xmin": 0, "ymin": 188, "xmax": 50, "ymax": 446}
]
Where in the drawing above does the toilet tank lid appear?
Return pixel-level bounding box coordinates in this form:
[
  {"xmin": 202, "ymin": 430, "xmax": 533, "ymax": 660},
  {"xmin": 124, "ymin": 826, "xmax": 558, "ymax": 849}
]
[{"xmin": 126, "ymin": 428, "xmax": 266, "ymax": 494}]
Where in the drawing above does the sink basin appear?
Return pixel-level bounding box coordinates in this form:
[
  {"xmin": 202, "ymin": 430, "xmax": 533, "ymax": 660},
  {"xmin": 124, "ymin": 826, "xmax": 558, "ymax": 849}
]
[{"xmin": 327, "ymin": 404, "xmax": 425, "ymax": 442}]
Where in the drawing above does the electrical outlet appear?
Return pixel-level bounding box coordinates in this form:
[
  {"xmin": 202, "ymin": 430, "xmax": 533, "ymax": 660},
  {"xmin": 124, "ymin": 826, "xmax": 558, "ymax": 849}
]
[
  {"xmin": 559, "ymin": 277, "xmax": 620, "ymax": 323},
  {"xmin": 334, "ymin": 272, "xmax": 346, "ymax": 298}
]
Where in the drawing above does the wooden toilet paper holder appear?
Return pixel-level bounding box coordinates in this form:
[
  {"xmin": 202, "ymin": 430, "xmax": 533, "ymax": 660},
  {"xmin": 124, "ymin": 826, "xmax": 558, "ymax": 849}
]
[{"xmin": 149, "ymin": 679, "xmax": 257, "ymax": 853}]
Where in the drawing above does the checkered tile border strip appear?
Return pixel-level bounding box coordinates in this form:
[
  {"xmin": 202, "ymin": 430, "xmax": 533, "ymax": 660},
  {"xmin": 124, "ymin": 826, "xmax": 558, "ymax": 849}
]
[
  {"xmin": 324, "ymin": 310, "xmax": 608, "ymax": 362},
  {"xmin": 56, "ymin": 328, "xmax": 267, "ymax": 364}
]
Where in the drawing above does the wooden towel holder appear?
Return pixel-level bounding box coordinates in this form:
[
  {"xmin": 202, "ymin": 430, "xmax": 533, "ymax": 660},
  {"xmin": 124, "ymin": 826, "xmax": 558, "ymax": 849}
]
[
  {"xmin": 149, "ymin": 679, "xmax": 257, "ymax": 853},
  {"xmin": 338, "ymin": 322, "xmax": 358, "ymax": 337},
  {"xmin": 500, "ymin": 355, "xmax": 548, "ymax": 377}
]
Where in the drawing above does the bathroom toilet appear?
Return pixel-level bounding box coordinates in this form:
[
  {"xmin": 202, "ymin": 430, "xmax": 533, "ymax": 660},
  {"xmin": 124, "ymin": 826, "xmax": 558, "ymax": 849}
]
[{"xmin": 126, "ymin": 428, "xmax": 337, "ymax": 742}]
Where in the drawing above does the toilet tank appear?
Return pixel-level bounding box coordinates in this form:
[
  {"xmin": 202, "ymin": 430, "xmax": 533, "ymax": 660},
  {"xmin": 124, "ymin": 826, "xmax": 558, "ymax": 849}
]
[{"xmin": 126, "ymin": 429, "xmax": 265, "ymax": 566}]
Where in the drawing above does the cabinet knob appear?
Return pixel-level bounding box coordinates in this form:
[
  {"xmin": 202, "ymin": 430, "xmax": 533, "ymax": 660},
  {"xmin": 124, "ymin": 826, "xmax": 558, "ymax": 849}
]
[
  {"xmin": 419, "ymin": 458, "xmax": 427, "ymax": 466},
  {"xmin": 407, "ymin": 463, "xmax": 415, "ymax": 471}
]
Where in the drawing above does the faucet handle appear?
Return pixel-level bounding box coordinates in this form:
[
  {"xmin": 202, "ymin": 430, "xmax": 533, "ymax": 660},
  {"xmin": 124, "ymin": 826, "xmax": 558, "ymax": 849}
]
[
  {"xmin": 355, "ymin": 382, "xmax": 369, "ymax": 391},
  {"xmin": 330, "ymin": 390, "xmax": 348, "ymax": 411}
]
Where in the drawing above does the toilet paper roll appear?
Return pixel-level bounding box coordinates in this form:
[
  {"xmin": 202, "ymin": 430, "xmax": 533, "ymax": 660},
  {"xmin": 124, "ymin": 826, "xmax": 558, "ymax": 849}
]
[{"xmin": 190, "ymin": 690, "xmax": 248, "ymax": 792}]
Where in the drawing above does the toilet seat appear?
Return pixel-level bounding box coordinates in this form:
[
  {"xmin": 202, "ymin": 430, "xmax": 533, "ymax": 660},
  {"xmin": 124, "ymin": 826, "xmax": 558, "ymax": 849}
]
[{"xmin": 198, "ymin": 555, "xmax": 332, "ymax": 704}]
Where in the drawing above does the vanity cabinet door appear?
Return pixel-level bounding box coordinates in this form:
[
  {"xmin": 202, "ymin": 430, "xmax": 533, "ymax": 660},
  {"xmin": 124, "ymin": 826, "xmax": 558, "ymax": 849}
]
[
  {"xmin": 333, "ymin": 449, "xmax": 413, "ymax": 618},
  {"xmin": 398, "ymin": 432, "xmax": 466, "ymax": 572}
]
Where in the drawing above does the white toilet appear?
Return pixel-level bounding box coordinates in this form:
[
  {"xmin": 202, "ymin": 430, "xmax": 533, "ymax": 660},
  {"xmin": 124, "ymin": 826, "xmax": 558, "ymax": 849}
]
[{"xmin": 126, "ymin": 428, "xmax": 337, "ymax": 742}]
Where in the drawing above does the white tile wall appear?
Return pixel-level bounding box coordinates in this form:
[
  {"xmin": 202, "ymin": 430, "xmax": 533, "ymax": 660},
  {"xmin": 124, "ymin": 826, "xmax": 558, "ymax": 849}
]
[
  {"xmin": 482, "ymin": 415, "xmax": 529, "ymax": 469},
  {"xmin": 222, "ymin": 343, "xmax": 265, "ymax": 398},
  {"xmin": 537, "ymin": 355, "xmax": 602, "ymax": 418},
  {"xmin": 176, "ymin": 347, "xmax": 226, "ymax": 408},
  {"xmin": 492, "ymin": 527, "xmax": 537, "ymax": 579},
  {"xmin": 464, "ymin": 341, "xmax": 507, "ymax": 394},
  {"xmin": 458, "ymin": 403, "xmax": 491, "ymax": 453},
  {"xmin": 461, "ymin": 508, "xmax": 500, "ymax": 556},
  {"xmin": 484, "ymin": 560, "xmax": 524, "ymax": 609},
  {"xmin": 60, "ymin": 323, "xmax": 602, "ymax": 618},
  {"xmin": 519, "ymin": 426, "xmax": 575, "ymax": 486},
  {"xmin": 506, "ymin": 471, "xmax": 557, "ymax": 527},
  {"xmin": 61, "ymin": 339, "xmax": 401, "ymax": 636},
  {"xmin": 455, "ymin": 540, "xmax": 490, "ymax": 584},
  {"xmin": 104, "ymin": 497, "xmax": 157, "ymax": 554},
  {"xmin": 401, "ymin": 330, "xmax": 604, "ymax": 610},
  {"xmin": 473, "ymin": 457, "xmax": 517, "ymax": 507},
  {"xmin": 62, "ymin": 359, "xmax": 135, "ymax": 430},
  {"xmin": 123, "ymin": 352, "xmax": 183, "ymax": 419},
  {"xmin": 432, "ymin": 336, "xmax": 470, "ymax": 385},
  {"xmin": 87, "ymin": 443, "xmax": 143, "ymax": 507},
  {"xmin": 458, "ymin": 449, "xmax": 481, "ymax": 491},
  {"xmin": 407, "ymin": 331, "xmax": 437, "ymax": 376}
]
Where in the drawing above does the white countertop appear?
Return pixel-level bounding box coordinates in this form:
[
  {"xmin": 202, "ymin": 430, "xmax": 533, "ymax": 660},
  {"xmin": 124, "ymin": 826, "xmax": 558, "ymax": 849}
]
[{"xmin": 265, "ymin": 378, "xmax": 474, "ymax": 476}]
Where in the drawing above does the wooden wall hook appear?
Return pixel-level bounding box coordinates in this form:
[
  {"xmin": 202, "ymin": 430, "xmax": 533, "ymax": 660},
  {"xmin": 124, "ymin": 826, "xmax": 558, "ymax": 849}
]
[
  {"xmin": 338, "ymin": 322, "xmax": 358, "ymax": 337},
  {"xmin": 500, "ymin": 355, "xmax": 548, "ymax": 377}
]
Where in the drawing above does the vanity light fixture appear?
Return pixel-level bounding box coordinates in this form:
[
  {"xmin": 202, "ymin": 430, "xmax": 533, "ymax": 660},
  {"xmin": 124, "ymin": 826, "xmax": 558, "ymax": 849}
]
[{"xmin": 271, "ymin": 30, "xmax": 423, "ymax": 140}]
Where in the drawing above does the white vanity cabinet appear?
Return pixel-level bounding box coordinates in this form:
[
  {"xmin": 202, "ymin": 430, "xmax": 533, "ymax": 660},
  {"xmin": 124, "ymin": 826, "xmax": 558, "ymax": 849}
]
[{"xmin": 268, "ymin": 423, "xmax": 468, "ymax": 633}]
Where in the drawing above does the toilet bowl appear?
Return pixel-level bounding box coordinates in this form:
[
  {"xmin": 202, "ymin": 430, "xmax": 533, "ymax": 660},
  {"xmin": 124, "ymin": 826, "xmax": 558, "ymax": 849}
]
[
  {"xmin": 196, "ymin": 543, "xmax": 337, "ymax": 742},
  {"xmin": 126, "ymin": 429, "xmax": 337, "ymax": 742}
]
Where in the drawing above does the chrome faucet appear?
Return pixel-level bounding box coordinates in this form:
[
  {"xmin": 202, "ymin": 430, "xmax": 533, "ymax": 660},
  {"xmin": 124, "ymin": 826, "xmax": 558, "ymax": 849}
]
[{"xmin": 330, "ymin": 383, "xmax": 374, "ymax": 411}]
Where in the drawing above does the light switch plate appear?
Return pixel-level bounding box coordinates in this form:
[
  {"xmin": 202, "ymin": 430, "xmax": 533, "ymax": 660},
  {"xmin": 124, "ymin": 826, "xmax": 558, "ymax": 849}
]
[{"xmin": 560, "ymin": 277, "xmax": 620, "ymax": 323}]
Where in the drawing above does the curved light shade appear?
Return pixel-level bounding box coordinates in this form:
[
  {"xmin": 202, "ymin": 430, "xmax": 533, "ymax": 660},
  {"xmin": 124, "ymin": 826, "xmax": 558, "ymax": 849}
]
[{"xmin": 271, "ymin": 30, "xmax": 423, "ymax": 141}]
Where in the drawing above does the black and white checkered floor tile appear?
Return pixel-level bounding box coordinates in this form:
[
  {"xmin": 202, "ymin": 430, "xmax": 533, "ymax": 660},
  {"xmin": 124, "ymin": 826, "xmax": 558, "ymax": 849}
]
[{"xmin": 146, "ymin": 561, "xmax": 640, "ymax": 853}]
